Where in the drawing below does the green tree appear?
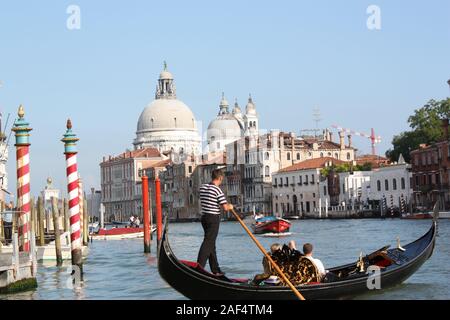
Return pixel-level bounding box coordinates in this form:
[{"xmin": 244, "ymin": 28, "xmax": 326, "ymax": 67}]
[{"xmin": 386, "ymin": 98, "xmax": 450, "ymax": 162}]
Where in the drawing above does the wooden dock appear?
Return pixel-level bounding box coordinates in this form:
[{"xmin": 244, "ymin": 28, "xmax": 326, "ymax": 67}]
[{"xmin": 0, "ymin": 233, "xmax": 38, "ymax": 294}]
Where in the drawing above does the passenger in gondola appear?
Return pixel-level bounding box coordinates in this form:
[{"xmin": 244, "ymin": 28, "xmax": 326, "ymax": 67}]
[
  {"xmin": 252, "ymin": 243, "xmax": 282, "ymax": 285},
  {"xmin": 129, "ymin": 215, "xmax": 135, "ymax": 228},
  {"xmin": 303, "ymin": 243, "xmax": 326, "ymax": 279}
]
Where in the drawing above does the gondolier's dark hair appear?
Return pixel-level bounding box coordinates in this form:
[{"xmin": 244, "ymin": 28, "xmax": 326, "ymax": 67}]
[
  {"xmin": 211, "ymin": 169, "xmax": 224, "ymax": 180},
  {"xmin": 303, "ymin": 243, "xmax": 313, "ymax": 255}
]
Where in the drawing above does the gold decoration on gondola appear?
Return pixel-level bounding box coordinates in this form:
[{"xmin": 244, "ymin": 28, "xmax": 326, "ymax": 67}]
[{"xmin": 268, "ymin": 251, "xmax": 321, "ymax": 286}]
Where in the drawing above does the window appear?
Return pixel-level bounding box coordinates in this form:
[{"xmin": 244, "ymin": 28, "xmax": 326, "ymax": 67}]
[
  {"xmin": 189, "ymin": 194, "xmax": 193, "ymax": 205},
  {"xmin": 188, "ymin": 166, "xmax": 193, "ymax": 173},
  {"xmin": 347, "ymin": 152, "xmax": 351, "ymax": 160},
  {"xmin": 377, "ymin": 180, "xmax": 381, "ymax": 191},
  {"xmin": 385, "ymin": 179, "xmax": 389, "ymax": 191},
  {"xmin": 276, "ymin": 203, "xmax": 279, "ymax": 212},
  {"xmin": 305, "ymin": 175, "xmax": 309, "ymax": 184},
  {"xmin": 320, "ymin": 152, "xmax": 324, "ymax": 158},
  {"xmin": 335, "ymin": 153, "xmax": 339, "ymax": 159},
  {"xmin": 265, "ymin": 166, "xmax": 270, "ymax": 177},
  {"xmin": 393, "ymin": 179, "xmax": 397, "ymax": 190},
  {"xmin": 265, "ymin": 152, "xmax": 270, "ymax": 160},
  {"xmin": 401, "ymin": 178, "xmax": 406, "ymax": 189},
  {"xmin": 323, "ymin": 186, "xmax": 327, "ymax": 196},
  {"xmin": 285, "ymin": 177, "xmax": 289, "ymax": 186},
  {"xmin": 311, "ymin": 174, "xmax": 315, "ymax": 184},
  {"xmin": 287, "ymin": 152, "xmax": 291, "ymax": 161},
  {"xmin": 296, "ymin": 153, "xmax": 301, "ymax": 160},
  {"xmin": 274, "ymin": 178, "xmax": 278, "ymax": 186},
  {"xmin": 189, "ymin": 180, "xmax": 193, "ymax": 188}
]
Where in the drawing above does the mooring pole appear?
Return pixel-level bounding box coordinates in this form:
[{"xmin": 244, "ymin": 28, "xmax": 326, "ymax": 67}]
[
  {"xmin": 142, "ymin": 174, "xmax": 151, "ymax": 253},
  {"xmin": 155, "ymin": 177, "xmax": 163, "ymax": 246},
  {"xmin": 11, "ymin": 105, "xmax": 32, "ymax": 252},
  {"xmin": 37, "ymin": 196, "xmax": 45, "ymax": 246},
  {"xmin": 51, "ymin": 196, "xmax": 63, "ymax": 266},
  {"xmin": 61, "ymin": 119, "xmax": 83, "ymax": 279}
]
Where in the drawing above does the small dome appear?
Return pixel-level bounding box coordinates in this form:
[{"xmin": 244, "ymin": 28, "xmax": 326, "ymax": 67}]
[
  {"xmin": 246, "ymin": 95, "xmax": 257, "ymax": 115},
  {"xmin": 137, "ymin": 99, "xmax": 197, "ymax": 132},
  {"xmin": 232, "ymin": 99, "xmax": 242, "ymax": 115},
  {"xmin": 159, "ymin": 70, "xmax": 173, "ymax": 80}
]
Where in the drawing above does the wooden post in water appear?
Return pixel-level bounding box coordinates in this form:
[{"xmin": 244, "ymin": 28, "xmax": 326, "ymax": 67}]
[
  {"xmin": 155, "ymin": 177, "xmax": 163, "ymax": 246},
  {"xmin": 37, "ymin": 196, "xmax": 45, "ymax": 246},
  {"xmin": 63, "ymin": 198, "xmax": 70, "ymax": 233},
  {"xmin": 51, "ymin": 196, "xmax": 63, "ymax": 266},
  {"xmin": 142, "ymin": 174, "xmax": 150, "ymax": 253},
  {"xmin": 0, "ymin": 201, "xmax": 4, "ymax": 243},
  {"xmin": 83, "ymin": 196, "xmax": 88, "ymax": 246},
  {"xmin": 30, "ymin": 197, "xmax": 36, "ymax": 237}
]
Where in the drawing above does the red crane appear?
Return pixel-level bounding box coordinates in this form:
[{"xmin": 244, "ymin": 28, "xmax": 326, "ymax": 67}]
[{"xmin": 331, "ymin": 124, "xmax": 382, "ymax": 156}]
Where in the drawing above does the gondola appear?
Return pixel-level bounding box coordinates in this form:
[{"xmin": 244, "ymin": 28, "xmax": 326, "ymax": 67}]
[{"xmin": 158, "ymin": 216, "xmax": 437, "ymax": 300}]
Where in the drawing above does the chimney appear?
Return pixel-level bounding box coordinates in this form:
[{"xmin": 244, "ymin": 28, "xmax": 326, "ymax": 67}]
[
  {"xmin": 347, "ymin": 134, "xmax": 352, "ymax": 148},
  {"xmin": 442, "ymin": 119, "xmax": 449, "ymax": 141},
  {"xmin": 339, "ymin": 131, "xmax": 345, "ymax": 150},
  {"xmin": 271, "ymin": 130, "xmax": 280, "ymax": 150},
  {"xmin": 329, "ymin": 131, "xmax": 333, "ymax": 142}
]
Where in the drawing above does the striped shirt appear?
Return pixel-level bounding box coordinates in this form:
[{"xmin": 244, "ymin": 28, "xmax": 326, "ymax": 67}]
[{"xmin": 199, "ymin": 183, "xmax": 228, "ymax": 215}]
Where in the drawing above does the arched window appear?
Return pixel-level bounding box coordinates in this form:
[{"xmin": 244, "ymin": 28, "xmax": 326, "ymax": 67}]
[
  {"xmin": 189, "ymin": 180, "xmax": 193, "ymax": 188},
  {"xmin": 287, "ymin": 152, "xmax": 291, "ymax": 161},
  {"xmin": 174, "ymin": 117, "xmax": 177, "ymax": 128},
  {"xmin": 377, "ymin": 180, "xmax": 381, "ymax": 191},
  {"xmin": 393, "ymin": 179, "xmax": 397, "ymax": 190},
  {"xmin": 335, "ymin": 153, "xmax": 339, "ymax": 159},
  {"xmin": 189, "ymin": 194, "xmax": 193, "ymax": 205},
  {"xmin": 401, "ymin": 178, "xmax": 406, "ymax": 190},
  {"xmin": 265, "ymin": 166, "xmax": 270, "ymax": 177},
  {"xmin": 265, "ymin": 152, "xmax": 270, "ymax": 160},
  {"xmin": 320, "ymin": 152, "xmax": 324, "ymax": 158},
  {"xmin": 296, "ymin": 153, "xmax": 301, "ymax": 160},
  {"xmin": 151, "ymin": 118, "xmax": 154, "ymax": 128},
  {"xmin": 385, "ymin": 179, "xmax": 389, "ymax": 191},
  {"xmin": 347, "ymin": 152, "xmax": 351, "ymax": 160},
  {"xmin": 328, "ymin": 152, "xmax": 332, "ymax": 157}
]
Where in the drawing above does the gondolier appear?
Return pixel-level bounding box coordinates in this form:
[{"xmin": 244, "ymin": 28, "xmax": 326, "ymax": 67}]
[{"xmin": 197, "ymin": 169, "xmax": 233, "ymax": 276}]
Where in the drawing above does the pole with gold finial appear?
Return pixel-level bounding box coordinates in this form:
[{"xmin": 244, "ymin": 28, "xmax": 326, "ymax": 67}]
[
  {"xmin": 11, "ymin": 105, "xmax": 33, "ymax": 252},
  {"xmin": 61, "ymin": 119, "xmax": 83, "ymax": 278}
]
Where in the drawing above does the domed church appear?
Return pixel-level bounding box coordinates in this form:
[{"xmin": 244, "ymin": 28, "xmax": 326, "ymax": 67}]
[
  {"xmin": 133, "ymin": 63, "xmax": 202, "ymax": 157},
  {"xmin": 207, "ymin": 93, "xmax": 259, "ymax": 152}
]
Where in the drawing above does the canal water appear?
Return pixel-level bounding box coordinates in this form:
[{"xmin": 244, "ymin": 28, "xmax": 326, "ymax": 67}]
[{"xmin": 1, "ymin": 219, "xmax": 449, "ymax": 300}]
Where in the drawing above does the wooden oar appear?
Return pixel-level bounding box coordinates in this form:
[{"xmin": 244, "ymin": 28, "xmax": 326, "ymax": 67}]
[{"xmin": 230, "ymin": 209, "xmax": 305, "ymax": 301}]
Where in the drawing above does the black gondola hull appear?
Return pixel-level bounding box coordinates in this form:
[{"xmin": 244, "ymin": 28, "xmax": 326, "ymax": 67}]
[{"xmin": 158, "ymin": 221, "xmax": 436, "ymax": 300}]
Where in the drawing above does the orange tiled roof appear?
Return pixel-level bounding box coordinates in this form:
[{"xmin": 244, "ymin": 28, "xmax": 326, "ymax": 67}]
[{"xmin": 277, "ymin": 157, "xmax": 348, "ymax": 173}]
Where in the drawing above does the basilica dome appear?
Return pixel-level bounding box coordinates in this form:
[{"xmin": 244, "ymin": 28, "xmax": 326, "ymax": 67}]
[
  {"xmin": 137, "ymin": 99, "xmax": 197, "ymax": 133},
  {"xmin": 133, "ymin": 64, "xmax": 201, "ymax": 156}
]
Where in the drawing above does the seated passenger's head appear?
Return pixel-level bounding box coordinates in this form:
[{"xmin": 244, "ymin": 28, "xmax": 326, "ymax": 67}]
[
  {"xmin": 270, "ymin": 243, "xmax": 282, "ymax": 254},
  {"xmin": 303, "ymin": 243, "xmax": 314, "ymax": 256},
  {"xmin": 288, "ymin": 240, "xmax": 296, "ymax": 250}
]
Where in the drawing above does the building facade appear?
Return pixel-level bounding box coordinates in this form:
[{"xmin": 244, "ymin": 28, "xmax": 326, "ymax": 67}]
[
  {"xmin": 225, "ymin": 130, "xmax": 356, "ymax": 214},
  {"xmin": 272, "ymin": 157, "xmax": 345, "ymax": 217},
  {"xmin": 410, "ymin": 119, "xmax": 450, "ymax": 210},
  {"xmin": 100, "ymin": 148, "xmax": 169, "ymax": 221}
]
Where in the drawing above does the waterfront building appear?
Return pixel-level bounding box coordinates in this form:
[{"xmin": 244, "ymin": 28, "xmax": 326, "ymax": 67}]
[
  {"xmin": 133, "ymin": 63, "xmax": 202, "ymax": 158},
  {"xmin": 158, "ymin": 152, "xmax": 226, "ymax": 221},
  {"xmin": 411, "ymin": 119, "xmax": 450, "ymax": 210},
  {"xmin": 225, "ymin": 129, "xmax": 356, "ymax": 214},
  {"xmin": 369, "ymin": 155, "xmax": 412, "ymax": 210},
  {"xmin": 99, "ymin": 148, "xmax": 169, "ymax": 221},
  {"xmin": 86, "ymin": 188, "xmax": 102, "ymax": 221},
  {"xmin": 272, "ymin": 157, "xmax": 346, "ymax": 217},
  {"xmin": 40, "ymin": 177, "xmax": 60, "ymax": 231}
]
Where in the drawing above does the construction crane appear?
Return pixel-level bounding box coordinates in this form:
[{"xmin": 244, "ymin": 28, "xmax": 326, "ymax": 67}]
[{"xmin": 331, "ymin": 124, "xmax": 382, "ymax": 156}]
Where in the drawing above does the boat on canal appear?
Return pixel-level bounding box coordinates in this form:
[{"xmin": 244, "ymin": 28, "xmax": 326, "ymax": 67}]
[
  {"xmin": 252, "ymin": 216, "xmax": 291, "ymax": 235},
  {"xmin": 158, "ymin": 214, "xmax": 437, "ymax": 300},
  {"xmin": 401, "ymin": 213, "xmax": 433, "ymax": 220},
  {"xmin": 90, "ymin": 226, "xmax": 156, "ymax": 241}
]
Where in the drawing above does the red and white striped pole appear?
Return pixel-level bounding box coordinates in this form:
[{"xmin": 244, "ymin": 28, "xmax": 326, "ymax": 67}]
[
  {"xmin": 12, "ymin": 105, "xmax": 32, "ymax": 252},
  {"xmin": 61, "ymin": 119, "xmax": 83, "ymax": 275}
]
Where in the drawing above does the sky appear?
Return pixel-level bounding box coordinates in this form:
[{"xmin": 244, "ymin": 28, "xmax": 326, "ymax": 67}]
[{"xmin": 0, "ymin": 0, "xmax": 449, "ymax": 199}]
